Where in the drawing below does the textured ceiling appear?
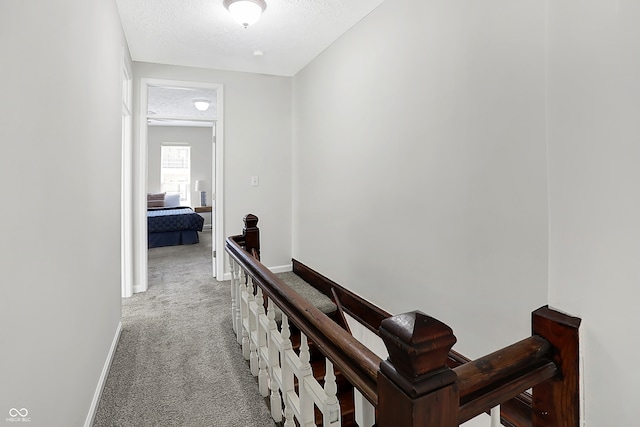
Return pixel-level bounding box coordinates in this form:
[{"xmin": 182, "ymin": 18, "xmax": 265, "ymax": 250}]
[
  {"xmin": 115, "ymin": 0, "xmax": 385, "ymax": 77},
  {"xmin": 147, "ymin": 86, "xmax": 217, "ymax": 126}
]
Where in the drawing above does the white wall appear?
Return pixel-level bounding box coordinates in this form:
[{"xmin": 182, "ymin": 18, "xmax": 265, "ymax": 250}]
[
  {"xmin": 132, "ymin": 62, "xmax": 293, "ymax": 274},
  {"xmin": 547, "ymin": 1, "xmax": 640, "ymax": 425},
  {"xmin": 0, "ymin": 1, "xmax": 127, "ymax": 425},
  {"xmin": 292, "ymin": 0, "xmax": 548, "ymax": 358},
  {"xmin": 148, "ymin": 126, "xmax": 213, "ymax": 224}
]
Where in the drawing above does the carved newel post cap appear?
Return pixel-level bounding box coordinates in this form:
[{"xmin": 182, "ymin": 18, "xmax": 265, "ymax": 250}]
[
  {"xmin": 380, "ymin": 311, "xmax": 457, "ymax": 381},
  {"xmin": 378, "ymin": 312, "xmax": 459, "ymax": 424},
  {"xmin": 243, "ymin": 213, "xmax": 259, "ymax": 230}
]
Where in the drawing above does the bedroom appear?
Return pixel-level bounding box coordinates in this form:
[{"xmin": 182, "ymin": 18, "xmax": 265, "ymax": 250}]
[{"xmin": 145, "ymin": 85, "xmax": 216, "ymax": 276}]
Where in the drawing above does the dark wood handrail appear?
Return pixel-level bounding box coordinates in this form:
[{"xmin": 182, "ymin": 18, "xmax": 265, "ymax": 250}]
[
  {"xmin": 454, "ymin": 336, "xmax": 556, "ymax": 424},
  {"xmin": 460, "ymin": 362, "xmax": 556, "ymax": 425},
  {"xmin": 226, "ymin": 233, "xmax": 383, "ymax": 406},
  {"xmin": 456, "ymin": 336, "xmax": 551, "ymax": 398},
  {"xmin": 227, "ymin": 214, "xmax": 581, "ymax": 427},
  {"xmin": 292, "ymin": 259, "xmax": 544, "ymax": 427}
]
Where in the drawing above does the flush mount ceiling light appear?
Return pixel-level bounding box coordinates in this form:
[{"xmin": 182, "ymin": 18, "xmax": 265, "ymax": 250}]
[
  {"xmin": 193, "ymin": 99, "xmax": 211, "ymax": 111},
  {"xmin": 223, "ymin": 0, "xmax": 267, "ymax": 28}
]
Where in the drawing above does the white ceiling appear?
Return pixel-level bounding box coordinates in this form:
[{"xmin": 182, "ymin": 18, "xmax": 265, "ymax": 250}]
[
  {"xmin": 147, "ymin": 86, "xmax": 217, "ymax": 127},
  {"xmin": 115, "ymin": 0, "xmax": 385, "ymax": 77}
]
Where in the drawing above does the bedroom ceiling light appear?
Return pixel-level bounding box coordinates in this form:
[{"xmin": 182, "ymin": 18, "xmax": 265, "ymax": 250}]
[
  {"xmin": 223, "ymin": 0, "xmax": 267, "ymax": 28},
  {"xmin": 193, "ymin": 99, "xmax": 210, "ymax": 111}
]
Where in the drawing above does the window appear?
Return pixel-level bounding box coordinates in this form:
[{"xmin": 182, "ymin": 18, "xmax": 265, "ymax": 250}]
[{"xmin": 161, "ymin": 145, "xmax": 191, "ymax": 206}]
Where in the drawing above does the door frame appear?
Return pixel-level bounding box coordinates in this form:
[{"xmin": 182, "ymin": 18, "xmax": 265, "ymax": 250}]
[
  {"xmin": 121, "ymin": 56, "xmax": 133, "ymax": 298},
  {"xmin": 134, "ymin": 78, "xmax": 225, "ymax": 293}
]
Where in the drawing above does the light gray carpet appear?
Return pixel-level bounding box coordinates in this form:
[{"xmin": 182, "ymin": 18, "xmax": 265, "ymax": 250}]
[{"xmin": 93, "ymin": 230, "xmax": 276, "ymax": 427}]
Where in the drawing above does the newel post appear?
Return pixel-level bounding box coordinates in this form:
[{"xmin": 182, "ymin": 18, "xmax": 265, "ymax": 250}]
[
  {"xmin": 531, "ymin": 306, "xmax": 581, "ymax": 427},
  {"xmin": 377, "ymin": 311, "xmax": 459, "ymax": 427},
  {"xmin": 243, "ymin": 213, "xmax": 260, "ymax": 260}
]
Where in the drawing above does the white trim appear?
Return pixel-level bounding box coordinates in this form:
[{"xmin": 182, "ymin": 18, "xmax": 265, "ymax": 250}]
[
  {"xmin": 84, "ymin": 321, "xmax": 122, "ymax": 427},
  {"xmin": 133, "ymin": 282, "xmax": 146, "ymax": 294},
  {"xmin": 136, "ymin": 80, "xmax": 150, "ymax": 293},
  {"xmin": 121, "ymin": 56, "xmax": 133, "ymax": 298},
  {"xmin": 136, "ymin": 78, "xmax": 225, "ymax": 292},
  {"xmin": 214, "ymin": 88, "xmax": 225, "ymax": 281},
  {"xmin": 147, "ymin": 114, "xmax": 214, "ymax": 122},
  {"xmin": 221, "ymin": 264, "xmax": 292, "ymax": 281},
  {"xmin": 269, "ymin": 264, "xmax": 292, "ymax": 274}
]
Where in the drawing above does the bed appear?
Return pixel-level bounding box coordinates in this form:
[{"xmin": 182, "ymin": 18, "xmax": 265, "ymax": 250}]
[{"xmin": 147, "ymin": 193, "xmax": 205, "ymax": 248}]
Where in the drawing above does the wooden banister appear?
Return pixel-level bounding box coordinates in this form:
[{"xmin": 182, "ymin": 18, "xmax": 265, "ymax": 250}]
[
  {"xmin": 456, "ymin": 336, "xmax": 551, "ymax": 398},
  {"xmin": 455, "ymin": 336, "xmax": 557, "ymax": 424},
  {"xmin": 226, "ymin": 214, "xmax": 581, "ymax": 427},
  {"xmin": 226, "ymin": 233, "xmax": 382, "ymax": 405}
]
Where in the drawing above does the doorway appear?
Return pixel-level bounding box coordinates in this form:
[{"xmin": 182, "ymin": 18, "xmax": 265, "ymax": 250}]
[{"xmin": 134, "ymin": 79, "xmax": 224, "ymax": 294}]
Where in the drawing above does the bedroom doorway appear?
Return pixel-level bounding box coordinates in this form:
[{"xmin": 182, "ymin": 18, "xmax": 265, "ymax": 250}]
[{"xmin": 135, "ymin": 79, "xmax": 224, "ymax": 294}]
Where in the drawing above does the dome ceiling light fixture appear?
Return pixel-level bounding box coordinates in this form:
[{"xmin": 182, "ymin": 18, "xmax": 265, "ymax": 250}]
[
  {"xmin": 223, "ymin": 0, "xmax": 267, "ymax": 28},
  {"xmin": 193, "ymin": 99, "xmax": 211, "ymax": 111}
]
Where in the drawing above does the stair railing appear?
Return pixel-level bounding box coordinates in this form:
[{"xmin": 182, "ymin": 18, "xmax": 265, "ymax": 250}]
[{"xmin": 226, "ymin": 214, "xmax": 581, "ymax": 427}]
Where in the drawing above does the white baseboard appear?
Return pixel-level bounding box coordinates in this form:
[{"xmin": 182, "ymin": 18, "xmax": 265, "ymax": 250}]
[
  {"xmin": 221, "ymin": 264, "xmax": 292, "ymax": 281},
  {"xmin": 269, "ymin": 264, "xmax": 292, "ymax": 274},
  {"xmin": 84, "ymin": 321, "xmax": 122, "ymax": 427}
]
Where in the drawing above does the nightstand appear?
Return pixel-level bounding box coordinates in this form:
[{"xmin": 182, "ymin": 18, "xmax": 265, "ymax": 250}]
[{"xmin": 194, "ymin": 206, "xmax": 212, "ymax": 229}]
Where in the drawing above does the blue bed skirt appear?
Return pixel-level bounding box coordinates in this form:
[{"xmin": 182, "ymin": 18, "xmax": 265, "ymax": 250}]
[
  {"xmin": 147, "ymin": 206, "xmax": 204, "ymax": 248},
  {"xmin": 148, "ymin": 230, "xmax": 200, "ymax": 248}
]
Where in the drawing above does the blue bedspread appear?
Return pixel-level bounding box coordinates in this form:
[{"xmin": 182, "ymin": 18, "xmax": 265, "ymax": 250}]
[{"xmin": 147, "ymin": 207, "xmax": 204, "ymax": 233}]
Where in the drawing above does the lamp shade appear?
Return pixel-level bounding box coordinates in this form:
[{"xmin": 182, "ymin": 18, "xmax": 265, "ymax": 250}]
[
  {"xmin": 195, "ymin": 180, "xmax": 206, "ymax": 192},
  {"xmin": 223, "ymin": 0, "xmax": 267, "ymax": 28}
]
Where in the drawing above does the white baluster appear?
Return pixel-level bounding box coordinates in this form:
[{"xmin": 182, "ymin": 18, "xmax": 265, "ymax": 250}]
[
  {"xmin": 299, "ymin": 333, "xmax": 311, "ymax": 371},
  {"xmin": 232, "ymin": 260, "xmax": 241, "ymax": 336},
  {"xmin": 240, "ymin": 269, "xmax": 250, "ymax": 358},
  {"xmin": 255, "ymin": 285, "xmax": 266, "ymax": 383},
  {"xmin": 324, "ymin": 359, "xmax": 340, "ymax": 426},
  {"xmin": 270, "ymin": 388, "xmax": 283, "ymax": 423},
  {"xmin": 354, "ymin": 388, "xmax": 375, "ymax": 427},
  {"xmin": 249, "ymin": 278, "xmax": 259, "ymax": 376},
  {"xmin": 490, "ymin": 405, "xmax": 501, "ymax": 427},
  {"xmin": 229, "ymin": 258, "xmax": 238, "ymax": 335},
  {"xmin": 258, "ymin": 358, "xmax": 269, "ymax": 397},
  {"xmin": 267, "ymin": 298, "xmax": 282, "ymax": 422},
  {"xmin": 281, "ymin": 314, "xmax": 295, "ymax": 427},
  {"xmin": 266, "ymin": 295, "xmax": 276, "ymax": 330},
  {"xmin": 247, "ymin": 274, "xmax": 255, "ymax": 304},
  {"xmin": 299, "ymin": 333, "xmax": 314, "ymax": 426},
  {"xmin": 283, "ymin": 405, "xmax": 295, "ymax": 427},
  {"xmin": 258, "ymin": 353, "xmax": 269, "ymax": 397},
  {"xmin": 281, "ymin": 313, "xmax": 292, "ymax": 350}
]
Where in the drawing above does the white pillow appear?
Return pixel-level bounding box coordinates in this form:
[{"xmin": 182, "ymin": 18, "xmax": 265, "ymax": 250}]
[{"xmin": 164, "ymin": 193, "xmax": 181, "ymax": 208}]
